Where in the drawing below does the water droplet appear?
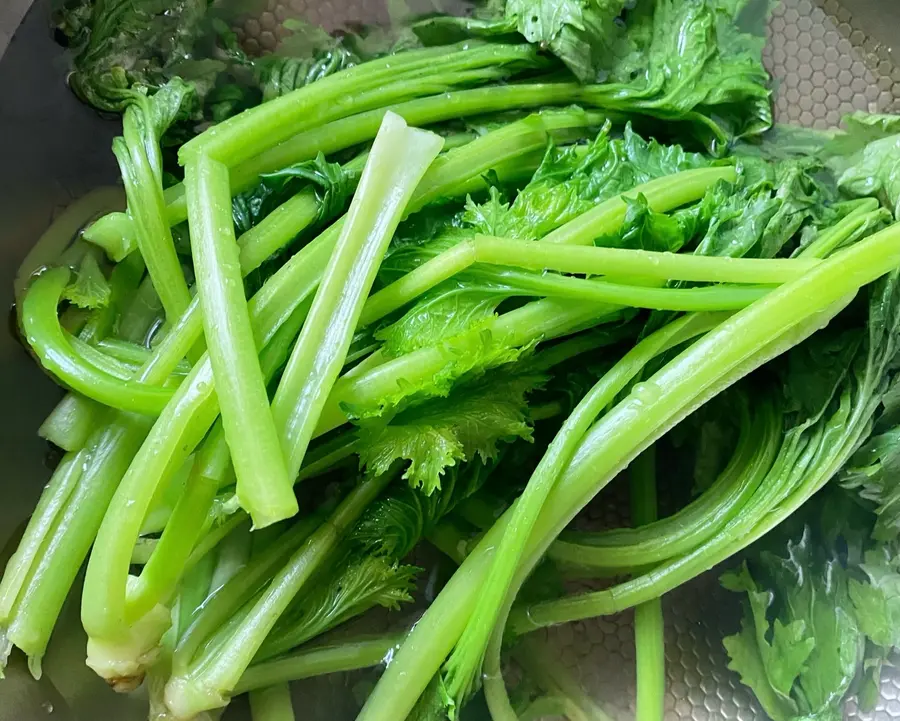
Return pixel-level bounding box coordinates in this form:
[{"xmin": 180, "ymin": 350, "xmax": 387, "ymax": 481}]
[
  {"xmin": 631, "ymin": 382, "xmax": 662, "ymax": 406},
  {"xmin": 42, "ymin": 701, "xmax": 53, "ymax": 714}
]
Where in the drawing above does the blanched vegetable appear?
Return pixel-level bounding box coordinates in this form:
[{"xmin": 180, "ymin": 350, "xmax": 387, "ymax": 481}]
[{"xmin": 3, "ymin": 3, "xmax": 900, "ymax": 721}]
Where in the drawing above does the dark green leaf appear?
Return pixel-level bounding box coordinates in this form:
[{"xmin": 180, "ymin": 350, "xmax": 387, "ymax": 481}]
[
  {"xmin": 595, "ymin": 192, "xmax": 701, "ymax": 252},
  {"xmin": 260, "ymin": 554, "xmax": 419, "ymax": 658},
  {"xmin": 721, "ymin": 526, "xmax": 862, "ymax": 721},
  {"xmin": 232, "ymin": 153, "xmax": 356, "ymax": 235},
  {"xmin": 503, "ymin": 0, "xmax": 629, "ymax": 82},
  {"xmin": 464, "ymin": 123, "xmax": 707, "ymax": 241},
  {"xmin": 353, "ymin": 457, "xmax": 500, "ymax": 558},
  {"xmin": 721, "ymin": 562, "xmax": 812, "ymax": 721},
  {"xmin": 823, "ymin": 112, "xmax": 900, "ymax": 218},
  {"xmin": 57, "ymin": 0, "xmax": 207, "ymax": 112},
  {"xmin": 840, "ymin": 427, "xmax": 900, "ymax": 542},
  {"xmin": 848, "ymin": 546, "xmax": 900, "ymax": 649}
]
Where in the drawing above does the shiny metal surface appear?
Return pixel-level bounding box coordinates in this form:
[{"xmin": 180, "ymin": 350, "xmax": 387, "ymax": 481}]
[{"xmin": 1, "ymin": 1, "xmax": 900, "ymax": 719}]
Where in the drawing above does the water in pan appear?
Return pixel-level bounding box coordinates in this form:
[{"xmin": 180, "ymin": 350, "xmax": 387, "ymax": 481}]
[{"xmin": 240, "ymin": 0, "xmax": 900, "ymax": 719}]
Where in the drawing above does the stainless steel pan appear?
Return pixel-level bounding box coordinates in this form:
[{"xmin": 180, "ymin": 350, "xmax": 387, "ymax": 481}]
[{"xmin": 1, "ymin": 1, "xmax": 899, "ymax": 718}]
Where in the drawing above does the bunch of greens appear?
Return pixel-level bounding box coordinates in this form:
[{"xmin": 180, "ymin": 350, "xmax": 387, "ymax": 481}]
[
  {"xmin": 721, "ymin": 492, "xmax": 900, "ymax": 719},
  {"xmin": 4, "ymin": 1, "xmax": 900, "ymax": 720}
]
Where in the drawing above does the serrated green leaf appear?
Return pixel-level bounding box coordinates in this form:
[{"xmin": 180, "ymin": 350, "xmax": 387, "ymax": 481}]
[
  {"xmin": 375, "ymin": 285, "xmax": 506, "ymax": 359},
  {"xmin": 63, "ymin": 253, "xmax": 112, "ymax": 310},
  {"xmin": 232, "ymin": 153, "xmax": 356, "ymax": 235},
  {"xmin": 357, "ymin": 374, "xmax": 543, "ymax": 493},
  {"xmin": 840, "ymin": 427, "xmax": 900, "ymax": 542},
  {"xmin": 722, "ymin": 563, "xmax": 814, "ymax": 712},
  {"xmin": 259, "ymin": 554, "xmax": 419, "ymax": 659},
  {"xmin": 849, "ymin": 547, "xmax": 900, "ymax": 649},
  {"xmin": 353, "ymin": 458, "xmax": 500, "ymax": 558},
  {"xmin": 462, "ymin": 123, "xmax": 707, "ymax": 242},
  {"xmin": 595, "ymin": 192, "xmax": 701, "ymax": 252}
]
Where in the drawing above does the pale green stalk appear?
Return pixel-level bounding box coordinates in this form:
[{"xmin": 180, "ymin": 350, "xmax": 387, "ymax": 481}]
[
  {"xmin": 165, "ymin": 472, "xmax": 395, "ymax": 717},
  {"xmin": 249, "ymin": 684, "xmax": 294, "ymax": 721},
  {"xmin": 186, "ymin": 153, "xmax": 296, "ymax": 529},
  {"xmin": 271, "ymin": 113, "xmax": 444, "ymax": 477},
  {"xmin": 630, "ymin": 448, "xmax": 665, "ymax": 721},
  {"xmin": 442, "ymin": 314, "xmax": 723, "ymax": 709}
]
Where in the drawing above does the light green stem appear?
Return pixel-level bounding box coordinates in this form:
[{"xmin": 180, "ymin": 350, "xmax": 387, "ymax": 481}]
[
  {"xmin": 186, "ymin": 154, "xmax": 296, "ymax": 529},
  {"xmin": 271, "ymin": 113, "xmax": 443, "ymax": 479},
  {"xmin": 21, "ymin": 268, "xmax": 172, "ymax": 414},
  {"xmin": 165, "ymin": 472, "xmax": 394, "ymax": 717},
  {"xmin": 442, "ymin": 314, "xmax": 722, "ymax": 708},
  {"xmin": 38, "ymin": 393, "xmax": 101, "ymax": 452},
  {"xmin": 249, "ymin": 683, "xmax": 294, "ymax": 721},
  {"xmin": 235, "ymin": 636, "xmax": 401, "ymax": 694},
  {"xmin": 233, "ymin": 84, "xmax": 588, "ymax": 196},
  {"xmin": 630, "ymin": 448, "xmax": 665, "ymax": 721},
  {"xmin": 541, "ymin": 167, "xmax": 736, "ymax": 246},
  {"xmin": 181, "ymin": 43, "xmax": 536, "ymax": 167},
  {"xmin": 0, "ymin": 451, "xmax": 84, "ymax": 621},
  {"xmin": 549, "ymin": 398, "xmax": 779, "ymax": 571},
  {"xmin": 116, "ymin": 112, "xmax": 191, "ymax": 321},
  {"xmin": 81, "ymin": 300, "xmax": 310, "ymax": 651}
]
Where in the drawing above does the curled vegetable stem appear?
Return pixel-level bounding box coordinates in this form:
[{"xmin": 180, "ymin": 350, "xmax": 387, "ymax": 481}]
[
  {"xmin": 444, "ymin": 313, "xmax": 723, "ymax": 710},
  {"xmin": 21, "ymin": 268, "xmax": 173, "ymax": 414},
  {"xmin": 549, "ymin": 396, "xmax": 780, "ymax": 571}
]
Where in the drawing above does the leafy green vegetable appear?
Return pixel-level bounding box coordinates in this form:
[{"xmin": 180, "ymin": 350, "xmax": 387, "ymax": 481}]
[
  {"xmin": 375, "ymin": 286, "xmax": 506, "ymax": 358},
  {"xmin": 357, "ymin": 373, "xmax": 542, "ymax": 493},
  {"xmin": 820, "ymin": 112, "xmax": 900, "ymax": 218},
  {"xmin": 849, "ymin": 545, "xmax": 900, "ymax": 649},
  {"xmin": 55, "ymin": 0, "xmax": 207, "ymax": 112},
  {"xmin": 114, "ymin": 78, "xmax": 195, "ymax": 322},
  {"xmin": 255, "ymin": 21, "xmax": 362, "ymax": 101},
  {"xmin": 721, "ymin": 527, "xmax": 859, "ymax": 721},
  {"xmin": 14, "ymin": 7, "xmax": 900, "ymax": 721},
  {"xmin": 839, "ymin": 426, "xmax": 900, "ymax": 542},
  {"xmin": 232, "ymin": 153, "xmax": 356, "ymax": 236},
  {"xmin": 256, "ymin": 554, "xmax": 419, "ymax": 660},
  {"xmin": 414, "ymin": 0, "xmax": 774, "ymax": 146},
  {"xmin": 503, "ymin": 0, "xmax": 629, "ymax": 83},
  {"xmin": 353, "ymin": 457, "xmax": 501, "ymax": 558},
  {"xmin": 483, "ymin": 123, "xmax": 708, "ymax": 239},
  {"xmin": 63, "ymin": 252, "xmax": 112, "ymax": 310},
  {"xmin": 722, "ymin": 494, "xmax": 900, "ymax": 721},
  {"xmin": 55, "ymin": 1, "xmax": 368, "ymax": 132},
  {"xmin": 595, "ymin": 192, "xmax": 701, "ymax": 252},
  {"xmin": 836, "ymin": 134, "xmax": 900, "ymax": 219}
]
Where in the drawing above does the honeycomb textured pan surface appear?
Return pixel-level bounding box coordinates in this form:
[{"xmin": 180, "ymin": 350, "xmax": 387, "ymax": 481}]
[{"xmin": 232, "ymin": 0, "xmax": 900, "ymax": 718}]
